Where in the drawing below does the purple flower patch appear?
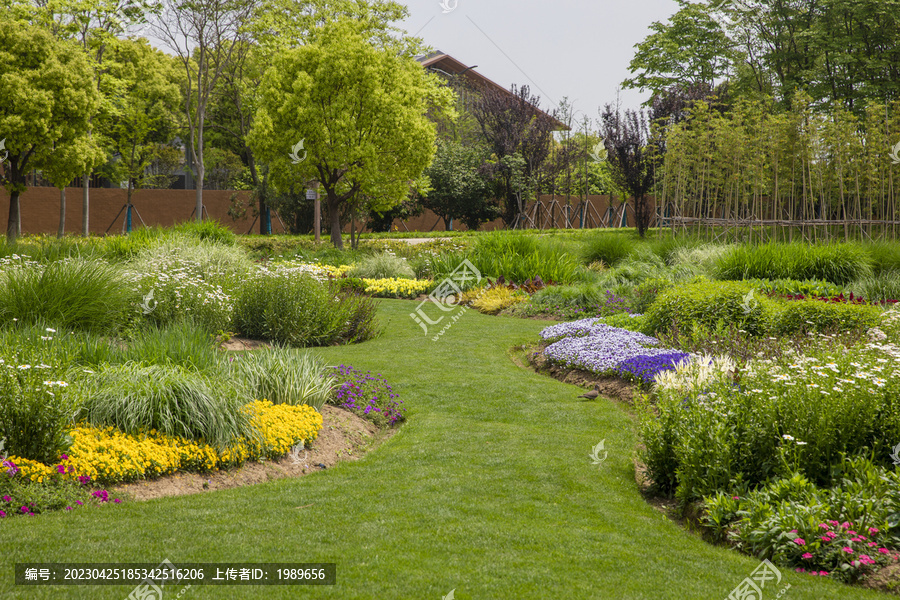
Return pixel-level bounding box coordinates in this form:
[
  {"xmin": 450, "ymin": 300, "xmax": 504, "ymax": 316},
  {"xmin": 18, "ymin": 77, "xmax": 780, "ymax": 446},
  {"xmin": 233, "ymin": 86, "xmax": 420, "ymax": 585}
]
[
  {"xmin": 540, "ymin": 318, "xmax": 687, "ymax": 377},
  {"xmin": 615, "ymin": 352, "xmax": 690, "ymax": 386}
]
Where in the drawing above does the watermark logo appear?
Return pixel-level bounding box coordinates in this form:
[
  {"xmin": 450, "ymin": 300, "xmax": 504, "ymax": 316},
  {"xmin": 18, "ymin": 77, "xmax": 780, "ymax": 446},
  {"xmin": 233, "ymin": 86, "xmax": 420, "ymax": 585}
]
[
  {"xmin": 288, "ymin": 442, "xmax": 308, "ymax": 466},
  {"xmin": 442, "ymin": 589, "xmax": 455, "ymax": 600},
  {"xmin": 726, "ymin": 559, "xmax": 789, "ymax": 600},
  {"xmin": 740, "ymin": 289, "xmax": 759, "ymax": 315},
  {"xmin": 590, "ymin": 140, "xmax": 607, "ymax": 163},
  {"xmin": 439, "ymin": 0, "xmax": 458, "ymax": 13},
  {"xmin": 410, "ymin": 259, "xmax": 482, "ymax": 341},
  {"xmin": 890, "ymin": 442, "xmax": 900, "ymax": 466},
  {"xmin": 0, "ymin": 138, "xmax": 8, "ymax": 163},
  {"xmin": 140, "ymin": 288, "xmax": 158, "ymax": 315},
  {"xmin": 589, "ymin": 439, "xmax": 608, "ymax": 467},
  {"xmin": 126, "ymin": 558, "xmax": 191, "ymax": 600},
  {"xmin": 890, "ymin": 141, "xmax": 900, "ymax": 165},
  {"xmin": 289, "ymin": 139, "xmax": 307, "ymax": 164}
]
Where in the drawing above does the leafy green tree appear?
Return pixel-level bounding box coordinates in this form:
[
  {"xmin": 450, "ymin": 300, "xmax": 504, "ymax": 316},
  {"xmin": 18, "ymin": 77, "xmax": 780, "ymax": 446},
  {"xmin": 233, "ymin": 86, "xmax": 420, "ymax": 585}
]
[
  {"xmin": 155, "ymin": 0, "xmax": 258, "ymax": 222},
  {"xmin": 97, "ymin": 38, "xmax": 182, "ymax": 228},
  {"xmin": 623, "ymin": 0, "xmax": 734, "ymax": 100},
  {"xmin": 0, "ymin": 17, "xmax": 102, "ymax": 243},
  {"xmin": 422, "ymin": 140, "xmax": 497, "ymax": 231},
  {"xmin": 248, "ymin": 19, "xmax": 453, "ymax": 248}
]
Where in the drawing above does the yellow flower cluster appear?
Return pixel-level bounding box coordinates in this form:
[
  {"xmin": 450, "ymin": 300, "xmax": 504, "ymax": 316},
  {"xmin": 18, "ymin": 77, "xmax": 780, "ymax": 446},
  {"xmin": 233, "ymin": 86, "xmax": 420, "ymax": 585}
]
[
  {"xmin": 361, "ymin": 277, "xmax": 433, "ymax": 299},
  {"xmin": 322, "ymin": 264, "xmax": 353, "ymax": 277},
  {"xmin": 5, "ymin": 400, "xmax": 324, "ymax": 485},
  {"xmin": 464, "ymin": 286, "xmax": 528, "ymax": 315},
  {"xmin": 5, "ymin": 456, "xmax": 54, "ymax": 484},
  {"xmin": 243, "ymin": 400, "xmax": 324, "ymax": 459}
]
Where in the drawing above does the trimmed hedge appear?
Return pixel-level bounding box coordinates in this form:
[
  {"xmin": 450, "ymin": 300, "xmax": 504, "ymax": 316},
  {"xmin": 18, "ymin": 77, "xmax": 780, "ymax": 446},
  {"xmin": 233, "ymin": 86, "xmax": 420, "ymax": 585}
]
[{"xmin": 644, "ymin": 279, "xmax": 882, "ymax": 336}]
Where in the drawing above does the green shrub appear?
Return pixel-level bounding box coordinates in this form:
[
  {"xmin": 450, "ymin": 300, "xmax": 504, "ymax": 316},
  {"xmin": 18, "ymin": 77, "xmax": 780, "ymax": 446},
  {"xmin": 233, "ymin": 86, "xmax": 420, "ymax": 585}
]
[
  {"xmin": 347, "ymin": 252, "xmax": 415, "ymax": 279},
  {"xmin": 630, "ymin": 278, "xmax": 674, "ymax": 314},
  {"xmin": 704, "ymin": 457, "xmax": 900, "ymax": 583},
  {"xmin": 751, "ymin": 277, "xmax": 844, "ymax": 298},
  {"xmin": 640, "ymin": 339, "xmax": 899, "ymax": 504},
  {"xmin": 233, "ymin": 271, "xmax": 379, "ymax": 347},
  {"xmin": 232, "ymin": 348, "xmax": 334, "ymax": 411},
  {"xmin": 0, "ymin": 329, "xmax": 79, "ymax": 463},
  {"xmin": 598, "ymin": 312, "xmax": 646, "ymax": 332},
  {"xmin": 129, "ymin": 256, "xmax": 234, "ymax": 334},
  {"xmin": 169, "ymin": 219, "xmax": 236, "ymax": 245},
  {"xmin": 770, "ymin": 298, "xmax": 881, "ymax": 335},
  {"xmin": 96, "ymin": 227, "xmax": 165, "ymax": 261},
  {"xmin": 581, "ymin": 233, "xmax": 635, "ymax": 266},
  {"xmin": 531, "ymin": 283, "xmax": 605, "ymax": 308},
  {"xmin": 77, "ymin": 363, "xmax": 254, "ymax": 449},
  {"xmin": 714, "ymin": 242, "xmax": 873, "ymax": 285},
  {"xmin": 642, "ymin": 280, "xmax": 767, "ymax": 335},
  {"xmin": 0, "ymin": 258, "xmax": 133, "ymax": 333}
]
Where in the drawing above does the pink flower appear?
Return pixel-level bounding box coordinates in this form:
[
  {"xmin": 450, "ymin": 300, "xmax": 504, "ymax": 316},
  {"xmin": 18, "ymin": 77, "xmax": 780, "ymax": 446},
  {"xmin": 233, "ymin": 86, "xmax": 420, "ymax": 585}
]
[
  {"xmin": 732, "ymin": 496, "xmax": 740, "ymax": 500},
  {"xmin": 848, "ymin": 530, "xmax": 859, "ymax": 536},
  {"xmin": 843, "ymin": 547, "xmax": 854, "ymax": 554},
  {"xmin": 75, "ymin": 500, "xmax": 83, "ymax": 506},
  {"xmin": 829, "ymin": 520, "xmax": 839, "ymax": 526},
  {"xmin": 790, "ymin": 529, "xmax": 798, "ymax": 533},
  {"xmin": 1, "ymin": 495, "xmax": 10, "ymax": 502},
  {"xmin": 794, "ymin": 538, "xmax": 806, "ymax": 545},
  {"xmin": 20, "ymin": 506, "xmax": 29, "ymax": 513},
  {"xmin": 868, "ymin": 527, "xmax": 879, "ymax": 534},
  {"xmin": 0, "ymin": 510, "xmax": 5, "ymax": 518},
  {"xmin": 818, "ymin": 523, "xmax": 830, "ymax": 529},
  {"xmin": 868, "ymin": 542, "xmax": 878, "ymax": 547},
  {"xmin": 113, "ymin": 498, "xmax": 122, "ymax": 504},
  {"xmin": 879, "ymin": 548, "xmax": 891, "ymax": 555},
  {"xmin": 802, "ymin": 552, "xmax": 813, "ymax": 559},
  {"xmin": 56, "ymin": 465, "xmax": 65, "ymax": 474},
  {"xmin": 65, "ymin": 507, "xmax": 72, "ymax": 511},
  {"xmin": 819, "ymin": 571, "xmax": 829, "ymax": 576},
  {"xmin": 841, "ymin": 522, "xmax": 851, "ymax": 529},
  {"xmin": 820, "ymin": 536, "xmax": 831, "ymax": 542},
  {"xmin": 59, "ymin": 454, "xmax": 68, "ymax": 461},
  {"xmin": 795, "ymin": 568, "xmax": 806, "ymax": 573}
]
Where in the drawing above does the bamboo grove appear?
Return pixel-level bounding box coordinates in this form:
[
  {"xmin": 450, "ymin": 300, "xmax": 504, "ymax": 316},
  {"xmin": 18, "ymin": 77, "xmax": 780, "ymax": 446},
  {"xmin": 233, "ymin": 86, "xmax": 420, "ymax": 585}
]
[{"xmin": 657, "ymin": 93, "xmax": 900, "ymax": 242}]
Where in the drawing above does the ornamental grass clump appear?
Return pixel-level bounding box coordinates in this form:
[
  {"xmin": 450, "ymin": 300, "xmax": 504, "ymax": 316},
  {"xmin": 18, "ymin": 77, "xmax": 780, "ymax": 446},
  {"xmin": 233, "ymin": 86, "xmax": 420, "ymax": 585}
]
[
  {"xmin": 233, "ymin": 270, "xmax": 379, "ymax": 347},
  {"xmin": 231, "ymin": 348, "xmax": 334, "ymax": 411},
  {"xmin": 0, "ymin": 258, "xmax": 133, "ymax": 333},
  {"xmin": 347, "ymin": 252, "xmax": 415, "ymax": 280},
  {"xmin": 77, "ymin": 363, "xmax": 255, "ymax": 450}
]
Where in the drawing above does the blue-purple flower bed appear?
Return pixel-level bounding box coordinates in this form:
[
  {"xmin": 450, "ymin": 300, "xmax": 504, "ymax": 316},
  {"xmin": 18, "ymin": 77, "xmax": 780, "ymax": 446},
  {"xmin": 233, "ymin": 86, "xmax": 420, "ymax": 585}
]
[
  {"xmin": 615, "ymin": 352, "xmax": 690, "ymax": 386},
  {"xmin": 332, "ymin": 365, "xmax": 405, "ymax": 427},
  {"xmin": 540, "ymin": 318, "xmax": 688, "ymax": 378}
]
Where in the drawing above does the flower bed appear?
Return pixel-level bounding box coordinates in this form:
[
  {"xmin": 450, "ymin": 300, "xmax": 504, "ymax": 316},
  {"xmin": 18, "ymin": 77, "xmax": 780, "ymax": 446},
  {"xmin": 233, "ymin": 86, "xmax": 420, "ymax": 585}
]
[
  {"xmin": 332, "ymin": 365, "xmax": 405, "ymax": 427},
  {"xmin": 4, "ymin": 400, "xmax": 323, "ymax": 486},
  {"xmin": 540, "ymin": 319, "xmax": 687, "ymax": 376}
]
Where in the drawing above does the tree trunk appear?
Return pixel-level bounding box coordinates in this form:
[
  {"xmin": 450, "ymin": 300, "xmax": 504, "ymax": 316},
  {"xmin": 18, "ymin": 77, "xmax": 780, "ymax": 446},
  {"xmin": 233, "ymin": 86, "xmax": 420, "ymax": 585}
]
[
  {"xmin": 328, "ymin": 194, "xmax": 343, "ymax": 249},
  {"xmin": 7, "ymin": 190, "xmax": 20, "ymax": 244},
  {"xmin": 82, "ymin": 173, "xmax": 90, "ymax": 236},
  {"xmin": 58, "ymin": 187, "xmax": 66, "ymax": 238}
]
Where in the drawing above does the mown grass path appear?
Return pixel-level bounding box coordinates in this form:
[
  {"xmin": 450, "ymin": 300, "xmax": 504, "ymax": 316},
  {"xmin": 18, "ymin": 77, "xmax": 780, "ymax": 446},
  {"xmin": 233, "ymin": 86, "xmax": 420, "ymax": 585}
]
[{"xmin": 0, "ymin": 301, "xmax": 885, "ymax": 599}]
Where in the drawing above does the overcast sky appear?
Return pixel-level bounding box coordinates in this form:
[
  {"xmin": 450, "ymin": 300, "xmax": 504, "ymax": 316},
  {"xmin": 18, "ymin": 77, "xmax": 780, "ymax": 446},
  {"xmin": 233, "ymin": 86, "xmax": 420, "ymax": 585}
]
[{"xmin": 399, "ymin": 0, "xmax": 680, "ymax": 121}]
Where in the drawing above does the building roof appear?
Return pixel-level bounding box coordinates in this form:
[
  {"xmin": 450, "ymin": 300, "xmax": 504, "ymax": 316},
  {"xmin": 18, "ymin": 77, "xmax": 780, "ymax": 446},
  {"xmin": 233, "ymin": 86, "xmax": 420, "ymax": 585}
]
[{"xmin": 416, "ymin": 51, "xmax": 568, "ymax": 131}]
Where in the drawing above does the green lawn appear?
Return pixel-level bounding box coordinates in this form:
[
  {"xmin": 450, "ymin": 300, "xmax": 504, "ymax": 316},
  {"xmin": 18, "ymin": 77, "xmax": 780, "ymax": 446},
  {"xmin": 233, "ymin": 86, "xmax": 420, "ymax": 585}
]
[{"xmin": 0, "ymin": 300, "xmax": 886, "ymax": 599}]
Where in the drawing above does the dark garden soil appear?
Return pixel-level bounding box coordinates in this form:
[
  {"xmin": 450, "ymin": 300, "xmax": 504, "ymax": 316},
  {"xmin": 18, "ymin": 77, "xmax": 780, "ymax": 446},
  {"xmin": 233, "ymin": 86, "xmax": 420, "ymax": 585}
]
[
  {"xmin": 513, "ymin": 341, "xmax": 635, "ymax": 403},
  {"xmin": 112, "ymin": 405, "xmax": 395, "ymax": 502}
]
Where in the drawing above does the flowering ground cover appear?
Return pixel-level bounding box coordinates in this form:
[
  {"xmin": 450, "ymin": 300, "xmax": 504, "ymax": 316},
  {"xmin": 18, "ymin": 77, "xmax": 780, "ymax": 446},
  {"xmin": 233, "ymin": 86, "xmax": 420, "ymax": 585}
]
[{"xmin": 540, "ymin": 318, "xmax": 688, "ymax": 378}]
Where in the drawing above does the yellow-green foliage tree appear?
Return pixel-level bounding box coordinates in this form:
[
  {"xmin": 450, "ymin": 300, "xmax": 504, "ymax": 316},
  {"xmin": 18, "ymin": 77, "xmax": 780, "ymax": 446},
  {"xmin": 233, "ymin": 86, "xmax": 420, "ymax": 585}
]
[
  {"xmin": 0, "ymin": 16, "xmax": 102, "ymax": 243},
  {"xmin": 248, "ymin": 19, "xmax": 453, "ymax": 248}
]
